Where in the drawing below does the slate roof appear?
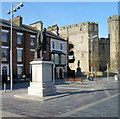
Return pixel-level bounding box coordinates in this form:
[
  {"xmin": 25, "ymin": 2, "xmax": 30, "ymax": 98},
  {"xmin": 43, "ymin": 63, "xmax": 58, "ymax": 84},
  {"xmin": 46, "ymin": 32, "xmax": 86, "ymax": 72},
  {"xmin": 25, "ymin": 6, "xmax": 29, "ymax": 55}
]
[
  {"xmin": 0, "ymin": 19, "xmax": 38, "ymax": 33},
  {"xmin": 0, "ymin": 18, "xmax": 66, "ymax": 42},
  {"xmin": 45, "ymin": 31, "xmax": 66, "ymax": 41}
]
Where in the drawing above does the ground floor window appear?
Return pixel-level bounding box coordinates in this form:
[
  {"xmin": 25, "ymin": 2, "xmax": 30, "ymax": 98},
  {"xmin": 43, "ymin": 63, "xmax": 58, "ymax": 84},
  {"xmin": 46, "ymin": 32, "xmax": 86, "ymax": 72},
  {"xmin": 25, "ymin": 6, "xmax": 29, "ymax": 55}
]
[
  {"xmin": 55, "ymin": 67, "xmax": 65, "ymax": 79},
  {"xmin": 52, "ymin": 54, "xmax": 66, "ymax": 65},
  {"xmin": 61, "ymin": 55, "xmax": 66, "ymax": 65},
  {"xmin": 54, "ymin": 54, "xmax": 59, "ymax": 64},
  {"xmin": 30, "ymin": 49, "xmax": 35, "ymax": 60},
  {"xmin": 17, "ymin": 65, "xmax": 23, "ymax": 78}
]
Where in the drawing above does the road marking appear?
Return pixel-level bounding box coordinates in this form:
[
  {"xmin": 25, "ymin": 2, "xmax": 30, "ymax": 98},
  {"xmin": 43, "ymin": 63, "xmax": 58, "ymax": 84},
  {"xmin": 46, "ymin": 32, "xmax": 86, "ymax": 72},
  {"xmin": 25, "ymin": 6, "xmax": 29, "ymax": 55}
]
[
  {"xmin": 104, "ymin": 88, "xmax": 112, "ymax": 97},
  {"xmin": 56, "ymin": 94, "xmax": 119, "ymax": 117}
]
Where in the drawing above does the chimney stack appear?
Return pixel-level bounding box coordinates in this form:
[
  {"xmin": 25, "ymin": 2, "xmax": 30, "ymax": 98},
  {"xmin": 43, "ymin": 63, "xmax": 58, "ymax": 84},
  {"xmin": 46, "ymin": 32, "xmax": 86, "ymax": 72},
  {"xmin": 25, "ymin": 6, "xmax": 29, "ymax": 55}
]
[
  {"xmin": 11, "ymin": 16, "xmax": 22, "ymax": 26},
  {"xmin": 30, "ymin": 21, "xmax": 43, "ymax": 31},
  {"xmin": 47, "ymin": 24, "xmax": 59, "ymax": 35}
]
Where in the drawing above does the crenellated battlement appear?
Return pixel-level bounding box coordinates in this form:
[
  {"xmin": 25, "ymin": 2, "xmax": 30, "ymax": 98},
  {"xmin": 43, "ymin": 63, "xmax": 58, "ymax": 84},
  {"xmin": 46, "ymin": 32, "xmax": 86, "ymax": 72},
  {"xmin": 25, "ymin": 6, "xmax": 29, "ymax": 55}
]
[
  {"xmin": 99, "ymin": 38, "xmax": 110, "ymax": 42},
  {"xmin": 47, "ymin": 24, "xmax": 58, "ymax": 31},
  {"xmin": 108, "ymin": 15, "xmax": 120, "ymax": 21},
  {"xmin": 47, "ymin": 21, "xmax": 98, "ymax": 37},
  {"xmin": 71, "ymin": 24, "xmax": 77, "ymax": 27},
  {"xmin": 59, "ymin": 21, "xmax": 98, "ymax": 30},
  {"xmin": 47, "ymin": 21, "xmax": 98, "ymax": 31}
]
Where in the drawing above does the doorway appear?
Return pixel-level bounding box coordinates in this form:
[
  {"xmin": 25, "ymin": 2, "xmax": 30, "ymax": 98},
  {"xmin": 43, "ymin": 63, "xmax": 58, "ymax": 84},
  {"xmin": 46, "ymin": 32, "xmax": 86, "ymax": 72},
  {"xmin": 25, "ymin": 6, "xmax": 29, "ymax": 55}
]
[
  {"xmin": 2, "ymin": 66, "xmax": 7, "ymax": 84},
  {"xmin": 59, "ymin": 68, "xmax": 63, "ymax": 79}
]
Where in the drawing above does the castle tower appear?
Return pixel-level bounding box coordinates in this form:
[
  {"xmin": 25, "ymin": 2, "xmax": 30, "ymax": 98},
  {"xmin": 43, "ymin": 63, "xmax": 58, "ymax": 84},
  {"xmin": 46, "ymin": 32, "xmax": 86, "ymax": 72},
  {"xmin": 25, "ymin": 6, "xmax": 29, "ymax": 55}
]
[
  {"xmin": 0, "ymin": 30, "xmax": 1, "ymax": 83},
  {"xmin": 108, "ymin": 15, "xmax": 120, "ymax": 73},
  {"xmin": 99, "ymin": 38, "xmax": 110, "ymax": 72},
  {"xmin": 48, "ymin": 22, "xmax": 99, "ymax": 73}
]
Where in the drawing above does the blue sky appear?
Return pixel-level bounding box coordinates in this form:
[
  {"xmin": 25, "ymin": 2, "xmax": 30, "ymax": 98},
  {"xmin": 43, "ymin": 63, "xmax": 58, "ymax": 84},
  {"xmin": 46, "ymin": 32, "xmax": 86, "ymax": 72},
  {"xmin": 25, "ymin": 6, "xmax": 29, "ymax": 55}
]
[{"xmin": 2, "ymin": 2, "xmax": 118, "ymax": 38}]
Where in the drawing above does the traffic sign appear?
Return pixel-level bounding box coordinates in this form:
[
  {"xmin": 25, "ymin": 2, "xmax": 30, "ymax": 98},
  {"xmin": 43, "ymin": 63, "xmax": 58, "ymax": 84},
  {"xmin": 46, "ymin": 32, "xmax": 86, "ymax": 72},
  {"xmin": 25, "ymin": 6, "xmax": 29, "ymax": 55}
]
[{"xmin": 90, "ymin": 63, "xmax": 94, "ymax": 67}]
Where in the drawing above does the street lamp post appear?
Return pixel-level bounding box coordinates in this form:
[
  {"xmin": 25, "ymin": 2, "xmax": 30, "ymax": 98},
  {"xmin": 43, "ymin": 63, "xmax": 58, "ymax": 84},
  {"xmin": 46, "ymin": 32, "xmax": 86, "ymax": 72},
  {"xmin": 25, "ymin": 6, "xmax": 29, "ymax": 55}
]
[
  {"xmin": 107, "ymin": 63, "xmax": 109, "ymax": 80},
  {"xmin": 91, "ymin": 38, "xmax": 93, "ymax": 74},
  {"xmin": 90, "ymin": 35, "xmax": 98, "ymax": 75},
  {"xmin": 7, "ymin": 2, "xmax": 24, "ymax": 90}
]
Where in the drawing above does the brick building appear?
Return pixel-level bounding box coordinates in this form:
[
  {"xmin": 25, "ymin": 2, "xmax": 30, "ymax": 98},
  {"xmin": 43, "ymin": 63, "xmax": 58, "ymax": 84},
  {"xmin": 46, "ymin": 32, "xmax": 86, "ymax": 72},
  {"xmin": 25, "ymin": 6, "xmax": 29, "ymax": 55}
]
[
  {"xmin": 1, "ymin": 16, "xmax": 38, "ymax": 82},
  {"xmin": 1, "ymin": 16, "xmax": 67, "ymax": 83}
]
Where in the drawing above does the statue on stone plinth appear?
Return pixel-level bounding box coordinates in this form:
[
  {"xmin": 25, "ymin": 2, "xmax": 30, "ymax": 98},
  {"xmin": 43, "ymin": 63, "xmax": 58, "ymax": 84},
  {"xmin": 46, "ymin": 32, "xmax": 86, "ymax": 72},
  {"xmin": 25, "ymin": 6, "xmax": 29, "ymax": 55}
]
[
  {"xmin": 76, "ymin": 60, "xmax": 82, "ymax": 76},
  {"xmin": 34, "ymin": 28, "xmax": 46, "ymax": 60},
  {"xmin": 28, "ymin": 28, "xmax": 56, "ymax": 97}
]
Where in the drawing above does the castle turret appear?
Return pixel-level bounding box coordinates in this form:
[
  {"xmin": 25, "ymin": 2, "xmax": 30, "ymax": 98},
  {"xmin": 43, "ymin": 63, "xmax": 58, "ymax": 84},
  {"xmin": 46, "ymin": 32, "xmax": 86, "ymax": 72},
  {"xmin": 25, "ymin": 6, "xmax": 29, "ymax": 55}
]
[{"xmin": 108, "ymin": 15, "xmax": 120, "ymax": 73}]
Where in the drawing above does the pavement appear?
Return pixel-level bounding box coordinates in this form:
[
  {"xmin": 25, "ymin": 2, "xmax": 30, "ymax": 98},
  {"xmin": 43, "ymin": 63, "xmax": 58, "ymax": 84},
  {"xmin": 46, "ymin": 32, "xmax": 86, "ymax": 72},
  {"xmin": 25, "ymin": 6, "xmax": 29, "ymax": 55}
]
[{"xmin": 1, "ymin": 76, "xmax": 120, "ymax": 118}]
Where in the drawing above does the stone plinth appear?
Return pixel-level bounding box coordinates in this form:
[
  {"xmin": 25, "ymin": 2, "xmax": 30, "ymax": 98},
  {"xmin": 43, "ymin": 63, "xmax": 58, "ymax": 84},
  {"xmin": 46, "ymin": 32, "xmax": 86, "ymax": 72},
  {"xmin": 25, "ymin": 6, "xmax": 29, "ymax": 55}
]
[{"xmin": 28, "ymin": 61, "xmax": 56, "ymax": 97}]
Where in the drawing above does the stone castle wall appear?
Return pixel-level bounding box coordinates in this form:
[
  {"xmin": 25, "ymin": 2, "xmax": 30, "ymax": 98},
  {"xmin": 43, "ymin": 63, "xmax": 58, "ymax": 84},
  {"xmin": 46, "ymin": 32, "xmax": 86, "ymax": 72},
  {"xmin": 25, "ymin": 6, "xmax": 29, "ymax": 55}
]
[
  {"xmin": 108, "ymin": 15, "xmax": 120, "ymax": 73},
  {"xmin": 99, "ymin": 38, "xmax": 110, "ymax": 71},
  {"xmin": 0, "ymin": 29, "xmax": 1, "ymax": 83},
  {"xmin": 47, "ymin": 22, "xmax": 99, "ymax": 73}
]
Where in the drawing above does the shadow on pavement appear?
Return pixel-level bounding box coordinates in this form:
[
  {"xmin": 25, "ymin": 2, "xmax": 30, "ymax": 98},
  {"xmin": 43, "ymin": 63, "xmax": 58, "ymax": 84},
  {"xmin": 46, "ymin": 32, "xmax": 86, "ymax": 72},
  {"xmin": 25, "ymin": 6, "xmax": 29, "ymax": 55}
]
[
  {"xmin": 61, "ymin": 88, "xmax": 118, "ymax": 96},
  {"xmin": 1, "ymin": 82, "xmax": 30, "ymax": 90}
]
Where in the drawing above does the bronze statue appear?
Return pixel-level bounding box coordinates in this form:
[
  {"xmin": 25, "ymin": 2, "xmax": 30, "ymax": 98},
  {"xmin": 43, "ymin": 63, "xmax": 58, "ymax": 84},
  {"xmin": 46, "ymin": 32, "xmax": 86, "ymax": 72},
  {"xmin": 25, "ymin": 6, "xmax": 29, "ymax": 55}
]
[{"xmin": 34, "ymin": 28, "xmax": 46, "ymax": 60}]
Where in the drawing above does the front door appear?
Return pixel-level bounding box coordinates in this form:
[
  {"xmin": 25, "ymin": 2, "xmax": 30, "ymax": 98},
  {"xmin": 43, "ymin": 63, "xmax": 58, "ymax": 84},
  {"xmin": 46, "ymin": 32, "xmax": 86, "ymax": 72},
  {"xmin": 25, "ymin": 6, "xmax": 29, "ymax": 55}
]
[
  {"xmin": 2, "ymin": 66, "xmax": 7, "ymax": 84},
  {"xmin": 59, "ymin": 68, "xmax": 63, "ymax": 79}
]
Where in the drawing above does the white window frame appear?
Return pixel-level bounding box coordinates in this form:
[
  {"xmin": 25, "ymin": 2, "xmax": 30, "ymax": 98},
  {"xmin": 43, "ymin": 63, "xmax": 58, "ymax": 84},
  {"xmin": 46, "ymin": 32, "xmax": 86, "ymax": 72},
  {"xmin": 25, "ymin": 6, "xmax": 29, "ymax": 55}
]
[
  {"xmin": 30, "ymin": 49, "xmax": 35, "ymax": 60},
  {"xmin": 17, "ymin": 47, "xmax": 23, "ymax": 50},
  {"xmin": 51, "ymin": 40, "xmax": 55, "ymax": 50},
  {"xmin": 17, "ymin": 32, "xmax": 23, "ymax": 44},
  {"xmin": 2, "ymin": 30, "xmax": 9, "ymax": 33},
  {"xmin": 30, "ymin": 35, "xmax": 36, "ymax": 46},
  {"xmin": 17, "ymin": 48, "xmax": 23, "ymax": 62},
  {"xmin": 17, "ymin": 64, "xmax": 23, "ymax": 78},
  {"xmin": 2, "ymin": 30, "xmax": 9, "ymax": 42},
  {"xmin": 30, "ymin": 35, "xmax": 36, "ymax": 38},
  {"xmin": 2, "ymin": 46, "xmax": 9, "ymax": 62},
  {"xmin": 54, "ymin": 54, "xmax": 59, "ymax": 64},
  {"xmin": 59, "ymin": 42, "xmax": 63, "ymax": 51},
  {"xmin": 2, "ymin": 46, "xmax": 9, "ymax": 49},
  {"xmin": 30, "ymin": 49, "xmax": 35, "ymax": 52},
  {"xmin": 17, "ymin": 64, "xmax": 23, "ymax": 66}
]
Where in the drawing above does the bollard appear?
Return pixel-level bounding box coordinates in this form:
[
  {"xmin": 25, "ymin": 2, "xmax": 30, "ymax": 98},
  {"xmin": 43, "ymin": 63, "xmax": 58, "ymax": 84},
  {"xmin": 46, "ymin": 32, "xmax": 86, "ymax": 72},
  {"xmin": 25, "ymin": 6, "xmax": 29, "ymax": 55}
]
[
  {"xmin": 114, "ymin": 75, "xmax": 118, "ymax": 81},
  {"xmin": 4, "ymin": 83, "xmax": 6, "ymax": 93}
]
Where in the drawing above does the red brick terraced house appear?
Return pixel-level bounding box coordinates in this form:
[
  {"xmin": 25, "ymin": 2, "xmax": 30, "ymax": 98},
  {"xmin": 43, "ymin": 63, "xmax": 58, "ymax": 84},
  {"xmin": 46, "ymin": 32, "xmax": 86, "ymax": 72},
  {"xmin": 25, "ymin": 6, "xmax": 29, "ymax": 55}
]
[{"xmin": 0, "ymin": 16, "xmax": 68, "ymax": 83}]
